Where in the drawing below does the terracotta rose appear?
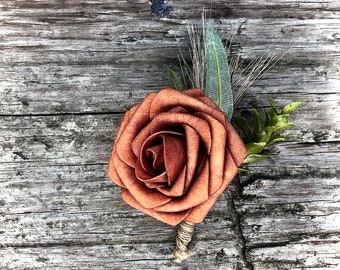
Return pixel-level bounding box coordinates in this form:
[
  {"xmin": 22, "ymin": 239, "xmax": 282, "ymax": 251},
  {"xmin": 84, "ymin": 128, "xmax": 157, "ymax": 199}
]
[{"xmin": 108, "ymin": 88, "xmax": 247, "ymax": 226}]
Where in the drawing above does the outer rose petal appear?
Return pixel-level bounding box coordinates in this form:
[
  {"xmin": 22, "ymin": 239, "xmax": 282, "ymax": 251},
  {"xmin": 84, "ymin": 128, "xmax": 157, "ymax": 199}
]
[
  {"xmin": 184, "ymin": 122, "xmax": 247, "ymax": 223},
  {"xmin": 122, "ymin": 189, "xmax": 191, "ymax": 226},
  {"xmin": 115, "ymin": 92, "xmax": 156, "ymax": 167},
  {"xmin": 108, "ymin": 151, "xmax": 126, "ymax": 188},
  {"xmin": 150, "ymin": 88, "xmax": 226, "ymax": 125}
]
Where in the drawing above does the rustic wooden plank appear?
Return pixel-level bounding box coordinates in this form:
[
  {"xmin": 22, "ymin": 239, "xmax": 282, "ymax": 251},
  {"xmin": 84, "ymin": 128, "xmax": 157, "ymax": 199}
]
[
  {"xmin": 0, "ymin": 114, "xmax": 119, "ymax": 165},
  {"xmin": 1, "ymin": 61, "xmax": 339, "ymax": 115},
  {"xmin": 0, "ymin": 0, "xmax": 340, "ymax": 269},
  {"xmin": 236, "ymin": 175, "xmax": 340, "ymax": 269}
]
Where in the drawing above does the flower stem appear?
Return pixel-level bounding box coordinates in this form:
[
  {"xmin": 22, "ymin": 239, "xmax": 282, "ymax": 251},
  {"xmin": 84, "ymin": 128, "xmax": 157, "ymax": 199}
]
[{"xmin": 172, "ymin": 220, "xmax": 195, "ymax": 263}]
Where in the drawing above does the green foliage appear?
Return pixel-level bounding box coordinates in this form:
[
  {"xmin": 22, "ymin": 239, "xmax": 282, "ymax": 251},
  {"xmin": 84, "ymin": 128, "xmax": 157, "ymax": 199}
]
[
  {"xmin": 205, "ymin": 24, "xmax": 233, "ymax": 120},
  {"xmin": 233, "ymin": 116, "xmax": 251, "ymax": 139},
  {"xmin": 167, "ymin": 68, "xmax": 187, "ymax": 91},
  {"xmin": 234, "ymin": 97, "xmax": 302, "ymax": 165},
  {"xmin": 282, "ymin": 101, "xmax": 303, "ymax": 114}
]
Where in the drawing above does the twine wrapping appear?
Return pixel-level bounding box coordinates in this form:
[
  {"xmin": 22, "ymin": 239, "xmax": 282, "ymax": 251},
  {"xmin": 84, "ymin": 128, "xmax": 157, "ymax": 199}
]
[{"xmin": 172, "ymin": 221, "xmax": 195, "ymax": 263}]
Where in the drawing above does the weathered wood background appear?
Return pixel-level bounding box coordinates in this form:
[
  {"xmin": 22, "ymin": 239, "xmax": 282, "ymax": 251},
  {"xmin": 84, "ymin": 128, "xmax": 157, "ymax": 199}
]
[{"xmin": 0, "ymin": 0, "xmax": 339, "ymax": 269}]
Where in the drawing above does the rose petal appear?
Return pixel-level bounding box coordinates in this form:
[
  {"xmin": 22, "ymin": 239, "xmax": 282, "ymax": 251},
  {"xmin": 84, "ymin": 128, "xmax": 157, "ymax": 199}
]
[
  {"xmin": 184, "ymin": 150, "xmax": 238, "ymax": 224},
  {"xmin": 196, "ymin": 95, "xmax": 220, "ymax": 110},
  {"xmin": 168, "ymin": 106, "xmax": 190, "ymax": 114},
  {"xmin": 196, "ymin": 112, "xmax": 227, "ymax": 195},
  {"xmin": 108, "ymin": 151, "xmax": 126, "ymax": 188},
  {"xmin": 135, "ymin": 160, "xmax": 168, "ymax": 188},
  {"xmin": 135, "ymin": 112, "xmax": 211, "ymax": 153},
  {"xmin": 157, "ymin": 166, "xmax": 186, "ymax": 197},
  {"xmin": 134, "ymin": 131, "xmax": 185, "ymax": 177},
  {"xmin": 122, "ymin": 189, "xmax": 191, "ymax": 226},
  {"xmin": 153, "ymin": 160, "xmax": 210, "ymax": 212},
  {"xmin": 139, "ymin": 143, "xmax": 165, "ymax": 174},
  {"xmin": 149, "ymin": 88, "xmax": 226, "ymax": 125},
  {"xmin": 184, "ymin": 120, "xmax": 247, "ymax": 224},
  {"xmin": 137, "ymin": 132, "xmax": 164, "ymax": 173},
  {"xmin": 115, "ymin": 92, "xmax": 157, "ymax": 167},
  {"xmin": 162, "ymin": 133, "xmax": 186, "ymax": 186},
  {"xmin": 114, "ymin": 103, "xmax": 139, "ymax": 141},
  {"xmin": 184, "ymin": 88, "xmax": 220, "ymax": 111},
  {"xmin": 156, "ymin": 125, "xmax": 206, "ymax": 198},
  {"xmin": 182, "ymin": 124, "xmax": 202, "ymax": 191},
  {"xmin": 135, "ymin": 132, "xmax": 187, "ymax": 189},
  {"xmin": 114, "ymin": 152, "xmax": 171, "ymax": 209},
  {"xmin": 181, "ymin": 88, "xmax": 205, "ymax": 98},
  {"xmin": 147, "ymin": 144, "xmax": 165, "ymax": 172},
  {"xmin": 225, "ymin": 120, "xmax": 249, "ymax": 166},
  {"xmin": 132, "ymin": 130, "xmax": 184, "ymax": 163}
]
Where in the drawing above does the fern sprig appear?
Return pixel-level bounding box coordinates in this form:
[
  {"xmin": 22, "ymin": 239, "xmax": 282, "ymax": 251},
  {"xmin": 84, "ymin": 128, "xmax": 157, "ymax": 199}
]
[{"xmin": 234, "ymin": 97, "xmax": 302, "ymax": 164}]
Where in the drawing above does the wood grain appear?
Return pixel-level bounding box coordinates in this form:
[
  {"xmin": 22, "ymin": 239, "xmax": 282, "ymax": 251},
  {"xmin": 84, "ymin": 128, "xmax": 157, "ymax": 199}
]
[{"xmin": 1, "ymin": 0, "xmax": 339, "ymax": 269}]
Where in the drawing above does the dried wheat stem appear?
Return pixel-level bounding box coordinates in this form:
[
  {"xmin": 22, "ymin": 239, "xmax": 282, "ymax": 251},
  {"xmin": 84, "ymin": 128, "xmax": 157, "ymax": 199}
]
[{"xmin": 172, "ymin": 221, "xmax": 195, "ymax": 263}]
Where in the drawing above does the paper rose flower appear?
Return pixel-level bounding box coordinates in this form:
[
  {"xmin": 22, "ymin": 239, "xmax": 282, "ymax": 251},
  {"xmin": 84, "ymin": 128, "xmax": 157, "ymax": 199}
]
[
  {"xmin": 107, "ymin": 20, "xmax": 302, "ymax": 262},
  {"xmin": 108, "ymin": 88, "xmax": 247, "ymax": 226}
]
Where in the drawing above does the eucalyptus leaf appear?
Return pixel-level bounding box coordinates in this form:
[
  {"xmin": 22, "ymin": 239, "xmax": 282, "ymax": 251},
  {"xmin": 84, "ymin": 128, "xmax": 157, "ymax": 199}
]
[{"xmin": 205, "ymin": 24, "xmax": 233, "ymax": 119}]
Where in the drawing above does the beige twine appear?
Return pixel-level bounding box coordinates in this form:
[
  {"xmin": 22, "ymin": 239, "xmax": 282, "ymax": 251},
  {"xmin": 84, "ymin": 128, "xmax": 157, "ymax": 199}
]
[{"xmin": 172, "ymin": 220, "xmax": 195, "ymax": 263}]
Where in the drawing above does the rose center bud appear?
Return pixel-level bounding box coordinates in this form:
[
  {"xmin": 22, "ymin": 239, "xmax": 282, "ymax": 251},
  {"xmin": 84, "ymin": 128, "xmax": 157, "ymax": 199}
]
[
  {"xmin": 145, "ymin": 143, "xmax": 165, "ymax": 173},
  {"xmin": 135, "ymin": 131, "xmax": 187, "ymax": 189}
]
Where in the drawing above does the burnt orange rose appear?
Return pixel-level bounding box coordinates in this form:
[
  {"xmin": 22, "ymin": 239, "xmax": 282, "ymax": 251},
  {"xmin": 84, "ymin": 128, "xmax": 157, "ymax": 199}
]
[{"xmin": 108, "ymin": 88, "xmax": 247, "ymax": 226}]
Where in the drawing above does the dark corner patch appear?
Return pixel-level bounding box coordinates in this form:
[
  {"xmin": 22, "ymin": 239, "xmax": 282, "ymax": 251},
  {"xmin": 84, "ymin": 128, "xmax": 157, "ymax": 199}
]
[{"xmin": 150, "ymin": 0, "xmax": 173, "ymax": 18}]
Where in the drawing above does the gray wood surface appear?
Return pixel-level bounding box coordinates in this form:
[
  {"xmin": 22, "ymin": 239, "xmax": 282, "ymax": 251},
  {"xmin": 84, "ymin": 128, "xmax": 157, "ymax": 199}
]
[{"xmin": 0, "ymin": 0, "xmax": 339, "ymax": 269}]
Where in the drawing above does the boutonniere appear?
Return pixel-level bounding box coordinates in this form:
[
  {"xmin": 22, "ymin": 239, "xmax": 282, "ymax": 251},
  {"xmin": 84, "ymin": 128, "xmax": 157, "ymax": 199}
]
[{"xmin": 108, "ymin": 15, "xmax": 301, "ymax": 262}]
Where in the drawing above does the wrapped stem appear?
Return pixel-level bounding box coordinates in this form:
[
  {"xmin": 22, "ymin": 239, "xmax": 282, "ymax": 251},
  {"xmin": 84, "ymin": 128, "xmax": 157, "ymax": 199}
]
[{"xmin": 172, "ymin": 221, "xmax": 195, "ymax": 263}]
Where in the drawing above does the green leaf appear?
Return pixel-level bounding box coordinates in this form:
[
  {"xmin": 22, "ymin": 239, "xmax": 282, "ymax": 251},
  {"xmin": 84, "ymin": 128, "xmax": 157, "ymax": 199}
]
[
  {"xmin": 265, "ymin": 110, "xmax": 272, "ymax": 127},
  {"xmin": 256, "ymin": 126, "xmax": 275, "ymax": 143},
  {"xmin": 205, "ymin": 24, "xmax": 233, "ymax": 120},
  {"xmin": 243, "ymin": 154, "xmax": 270, "ymax": 164},
  {"xmin": 266, "ymin": 108, "xmax": 278, "ymax": 127},
  {"xmin": 274, "ymin": 122, "xmax": 296, "ymax": 132},
  {"xmin": 281, "ymin": 101, "xmax": 303, "ymax": 114},
  {"xmin": 237, "ymin": 167, "xmax": 250, "ymax": 173},
  {"xmin": 167, "ymin": 68, "xmax": 186, "ymax": 91},
  {"xmin": 272, "ymin": 114, "xmax": 290, "ymax": 126},
  {"xmin": 234, "ymin": 116, "xmax": 252, "ymax": 140},
  {"xmin": 267, "ymin": 96, "xmax": 279, "ymax": 115},
  {"xmin": 246, "ymin": 142, "xmax": 267, "ymax": 155},
  {"xmin": 267, "ymin": 137, "xmax": 287, "ymax": 146},
  {"xmin": 252, "ymin": 108, "xmax": 261, "ymax": 139}
]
